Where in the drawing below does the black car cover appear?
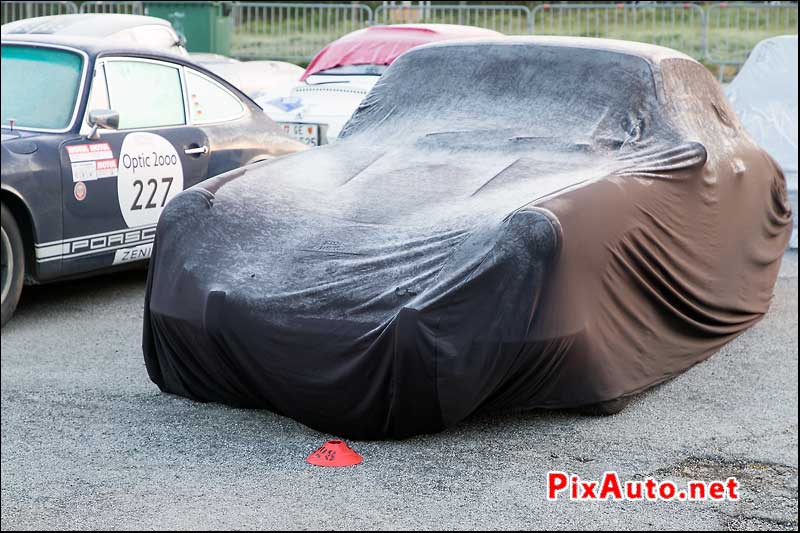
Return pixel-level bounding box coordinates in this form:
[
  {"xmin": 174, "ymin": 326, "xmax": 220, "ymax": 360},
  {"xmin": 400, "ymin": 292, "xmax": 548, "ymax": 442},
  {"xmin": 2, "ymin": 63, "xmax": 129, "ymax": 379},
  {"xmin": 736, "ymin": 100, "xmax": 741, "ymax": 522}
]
[{"xmin": 143, "ymin": 37, "xmax": 793, "ymax": 439}]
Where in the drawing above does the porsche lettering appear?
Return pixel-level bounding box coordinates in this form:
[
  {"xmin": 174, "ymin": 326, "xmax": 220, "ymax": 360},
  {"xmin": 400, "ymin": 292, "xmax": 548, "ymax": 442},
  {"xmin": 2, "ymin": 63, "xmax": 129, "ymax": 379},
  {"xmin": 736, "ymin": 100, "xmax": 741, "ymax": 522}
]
[{"xmin": 68, "ymin": 226, "xmax": 155, "ymax": 254}]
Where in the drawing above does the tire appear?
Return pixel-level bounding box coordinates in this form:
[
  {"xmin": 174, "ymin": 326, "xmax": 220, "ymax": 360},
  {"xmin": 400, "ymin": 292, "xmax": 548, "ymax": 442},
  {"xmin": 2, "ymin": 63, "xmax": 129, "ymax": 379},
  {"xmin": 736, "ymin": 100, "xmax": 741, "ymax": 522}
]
[
  {"xmin": 1, "ymin": 203, "xmax": 25, "ymax": 328},
  {"xmin": 577, "ymin": 397, "xmax": 631, "ymax": 416}
]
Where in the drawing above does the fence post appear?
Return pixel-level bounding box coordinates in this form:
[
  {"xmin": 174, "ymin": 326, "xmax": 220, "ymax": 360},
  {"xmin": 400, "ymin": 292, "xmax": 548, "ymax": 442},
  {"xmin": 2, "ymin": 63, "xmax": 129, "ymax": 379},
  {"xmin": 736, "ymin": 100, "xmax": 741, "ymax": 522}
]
[
  {"xmin": 701, "ymin": 5, "xmax": 709, "ymax": 63},
  {"xmin": 526, "ymin": 5, "xmax": 533, "ymax": 34}
]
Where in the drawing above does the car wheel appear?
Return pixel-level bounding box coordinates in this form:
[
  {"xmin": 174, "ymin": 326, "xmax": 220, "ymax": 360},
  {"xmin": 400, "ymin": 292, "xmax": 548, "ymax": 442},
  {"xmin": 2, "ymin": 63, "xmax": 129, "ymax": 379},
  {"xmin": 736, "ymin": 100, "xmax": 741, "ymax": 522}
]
[
  {"xmin": 577, "ymin": 397, "xmax": 631, "ymax": 416},
  {"xmin": 1, "ymin": 203, "xmax": 25, "ymax": 328}
]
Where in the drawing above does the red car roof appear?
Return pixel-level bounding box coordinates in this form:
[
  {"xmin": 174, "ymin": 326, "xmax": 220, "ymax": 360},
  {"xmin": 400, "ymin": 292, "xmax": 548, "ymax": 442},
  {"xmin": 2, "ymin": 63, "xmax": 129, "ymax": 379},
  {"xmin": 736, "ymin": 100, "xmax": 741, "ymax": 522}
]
[{"xmin": 301, "ymin": 24, "xmax": 502, "ymax": 80}]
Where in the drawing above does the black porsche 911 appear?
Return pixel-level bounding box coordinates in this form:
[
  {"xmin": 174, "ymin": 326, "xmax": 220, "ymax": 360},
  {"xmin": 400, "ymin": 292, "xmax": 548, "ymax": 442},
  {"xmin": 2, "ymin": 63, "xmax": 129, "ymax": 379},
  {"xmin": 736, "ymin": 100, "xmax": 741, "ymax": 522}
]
[{"xmin": 0, "ymin": 34, "xmax": 307, "ymax": 326}]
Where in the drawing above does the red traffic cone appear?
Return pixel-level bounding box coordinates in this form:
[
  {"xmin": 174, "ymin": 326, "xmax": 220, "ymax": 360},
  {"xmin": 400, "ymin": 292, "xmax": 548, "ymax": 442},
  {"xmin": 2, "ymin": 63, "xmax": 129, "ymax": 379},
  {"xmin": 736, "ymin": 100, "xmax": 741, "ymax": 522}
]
[{"xmin": 306, "ymin": 440, "xmax": 363, "ymax": 467}]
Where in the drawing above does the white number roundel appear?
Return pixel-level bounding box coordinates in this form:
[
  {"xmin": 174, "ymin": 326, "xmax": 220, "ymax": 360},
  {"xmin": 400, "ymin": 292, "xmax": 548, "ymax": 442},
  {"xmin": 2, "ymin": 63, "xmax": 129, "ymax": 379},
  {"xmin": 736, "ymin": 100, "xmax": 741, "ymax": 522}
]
[{"xmin": 117, "ymin": 132, "xmax": 184, "ymax": 228}]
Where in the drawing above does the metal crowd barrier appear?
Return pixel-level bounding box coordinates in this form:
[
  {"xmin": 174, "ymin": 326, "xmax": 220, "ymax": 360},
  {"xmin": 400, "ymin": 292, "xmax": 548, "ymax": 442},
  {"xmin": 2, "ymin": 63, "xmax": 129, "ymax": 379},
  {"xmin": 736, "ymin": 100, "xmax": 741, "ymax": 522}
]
[
  {"xmin": 373, "ymin": 2, "xmax": 532, "ymax": 35},
  {"xmin": 232, "ymin": 2, "xmax": 373, "ymax": 61},
  {"xmin": 78, "ymin": 1, "xmax": 144, "ymax": 15},
  {"xmin": 531, "ymin": 3, "xmax": 706, "ymax": 61},
  {"xmin": 1, "ymin": 1, "xmax": 77, "ymax": 25},
  {"xmin": 706, "ymin": 2, "xmax": 798, "ymax": 73},
  {"xmin": 0, "ymin": 1, "xmax": 797, "ymax": 80}
]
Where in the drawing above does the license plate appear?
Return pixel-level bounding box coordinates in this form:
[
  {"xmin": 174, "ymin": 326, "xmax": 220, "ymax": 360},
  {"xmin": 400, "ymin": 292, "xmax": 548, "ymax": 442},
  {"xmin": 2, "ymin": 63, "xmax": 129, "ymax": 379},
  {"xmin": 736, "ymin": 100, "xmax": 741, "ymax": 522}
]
[{"xmin": 282, "ymin": 122, "xmax": 320, "ymax": 146}]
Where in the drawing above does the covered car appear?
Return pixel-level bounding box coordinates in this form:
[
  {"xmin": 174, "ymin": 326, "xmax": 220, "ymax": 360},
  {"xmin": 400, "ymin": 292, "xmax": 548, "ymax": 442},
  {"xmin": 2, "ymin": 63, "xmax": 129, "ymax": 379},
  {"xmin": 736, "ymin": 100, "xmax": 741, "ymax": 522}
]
[
  {"xmin": 726, "ymin": 35, "xmax": 798, "ymax": 248},
  {"xmin": 190, "ymin": 53, "xmax": 304, "ymax": 105},
  {"xmin": 143, "ymin": 37, "xmax": 793, "ymax": 439},
  {"xmin": 1, "ymin": 13, "xmax": 188, "ymax": 55},
  {"xmin": 260, "ymin": 24, "xmax": 502, "ymax": 145}
]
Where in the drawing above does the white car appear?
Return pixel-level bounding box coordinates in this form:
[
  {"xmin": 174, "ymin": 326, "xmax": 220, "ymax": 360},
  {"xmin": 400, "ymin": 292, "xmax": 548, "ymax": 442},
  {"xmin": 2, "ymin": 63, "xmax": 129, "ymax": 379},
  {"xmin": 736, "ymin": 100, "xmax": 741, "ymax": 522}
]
[
  {"xmin": 727, "ymin": 35, "xmax": 798, "ymax": 248},
  {"xmin": 261, "ymin": 68, "xmax": 383, "ymax": 146},
  {"xmin": 190, "ymin": 53, "xmax": 304, "ymax": 106},
  {"xmin": 260, "ymin": 24, "xmax": 502, "ymax": 146},
  {"xmin": 1, "ymin": 13, "xmax": 187, "ymax": 56}
]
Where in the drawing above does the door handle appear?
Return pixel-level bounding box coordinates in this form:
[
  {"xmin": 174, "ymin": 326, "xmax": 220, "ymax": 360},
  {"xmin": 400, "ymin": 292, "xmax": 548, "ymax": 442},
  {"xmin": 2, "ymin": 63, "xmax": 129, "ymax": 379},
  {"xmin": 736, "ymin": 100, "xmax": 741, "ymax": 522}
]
[{"xmin": 184, "ymin": 145, "xmax": 208, "ymax": 155}]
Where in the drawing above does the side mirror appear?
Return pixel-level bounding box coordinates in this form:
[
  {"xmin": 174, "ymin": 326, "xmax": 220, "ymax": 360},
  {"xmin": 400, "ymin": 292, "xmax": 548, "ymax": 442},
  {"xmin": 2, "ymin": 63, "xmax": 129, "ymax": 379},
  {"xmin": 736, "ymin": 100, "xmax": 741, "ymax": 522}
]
[{"xmin": 87, "ymin": 109, "xmax": 119, "ymax": 140}]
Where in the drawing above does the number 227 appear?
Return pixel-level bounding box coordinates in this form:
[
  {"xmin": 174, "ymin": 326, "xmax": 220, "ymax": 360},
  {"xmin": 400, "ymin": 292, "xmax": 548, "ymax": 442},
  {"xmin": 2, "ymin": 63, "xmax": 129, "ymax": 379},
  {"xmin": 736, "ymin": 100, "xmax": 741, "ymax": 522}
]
[{"xmin": 131, "ymin": 177, "xmax": 173, "ymax": 210}]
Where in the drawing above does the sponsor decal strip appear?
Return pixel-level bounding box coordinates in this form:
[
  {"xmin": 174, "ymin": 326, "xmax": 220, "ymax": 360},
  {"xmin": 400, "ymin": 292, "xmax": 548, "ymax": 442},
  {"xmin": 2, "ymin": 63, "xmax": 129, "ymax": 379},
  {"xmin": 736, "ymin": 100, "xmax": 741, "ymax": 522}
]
[
  {"xmin": 112, "ymin": 242, "xmax": 154, "ymax": 265},
  {"xmin": 35, "ymin": 224, "xmax": 157, "ymax": 247},
  {"xmin": 35, "ymin": 224, "xmax": 156, "ymax": 262},
  {"xmin": 66, "ymin": 142, "xmax": 113, "ymax": 162},
  {"xmin": 37, "ymin": 238, "xmax": 155, "ymax": 263}
]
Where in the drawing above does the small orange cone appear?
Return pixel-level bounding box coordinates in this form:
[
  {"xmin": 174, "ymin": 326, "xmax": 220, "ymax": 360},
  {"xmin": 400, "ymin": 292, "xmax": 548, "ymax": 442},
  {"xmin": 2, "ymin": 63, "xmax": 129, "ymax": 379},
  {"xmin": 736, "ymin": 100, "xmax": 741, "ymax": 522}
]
[{"xmin": 306, "ymin": 440, "xmax": 363, "ymax": 467}]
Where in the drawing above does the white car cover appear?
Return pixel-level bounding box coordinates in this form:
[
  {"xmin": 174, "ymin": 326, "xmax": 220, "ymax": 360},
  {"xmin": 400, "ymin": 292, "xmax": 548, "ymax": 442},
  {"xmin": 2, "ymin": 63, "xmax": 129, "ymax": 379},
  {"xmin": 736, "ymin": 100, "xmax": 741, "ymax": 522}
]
[
  {"xmin": 190, "ymin": 54, "xmax": 304, "ymax": 103},
  {"xmin": 727, "ymin": 35, "xmax": 798, "ymax": 248},
  {"xmin": 258, "ymin": 75, "xmax": 380, "ymax": 143}
]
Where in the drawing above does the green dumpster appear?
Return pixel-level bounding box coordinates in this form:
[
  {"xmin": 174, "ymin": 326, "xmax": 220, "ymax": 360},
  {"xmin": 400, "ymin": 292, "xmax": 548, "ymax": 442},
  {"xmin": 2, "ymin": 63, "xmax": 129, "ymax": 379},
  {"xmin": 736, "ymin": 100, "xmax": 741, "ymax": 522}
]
[{"xmin": 145, "ymin": 1, "xmax": 232, "ymax": 55}]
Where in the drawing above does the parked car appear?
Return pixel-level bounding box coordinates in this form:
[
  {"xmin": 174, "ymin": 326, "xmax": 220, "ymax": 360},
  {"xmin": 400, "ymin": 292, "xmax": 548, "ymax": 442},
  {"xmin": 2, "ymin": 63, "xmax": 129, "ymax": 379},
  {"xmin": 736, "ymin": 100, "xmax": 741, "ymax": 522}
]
[
  {"xmin": 191, "ymin": 53, "xmax": 304, "ymax": 105},
  {"xmin": 1, "ymin": 13, "xmax": 188, "ymax": 55},
  {"xmin": 1, "ymin": 13, "xmax": 304, "ymax": 106},
  {"xmin": 260, "ymin": 24, "xmax": 502, "ymax": 145},
  {"xmin": 726, "ymin": 35, "xmax": 798, "ymax": 248},
  {"xmin": 0, "ymin": 34, "xmax": 307, "ymax": 326},
  {"xmin": 143, "ymin": 37, "xmax": 792, "ymax": 438}
]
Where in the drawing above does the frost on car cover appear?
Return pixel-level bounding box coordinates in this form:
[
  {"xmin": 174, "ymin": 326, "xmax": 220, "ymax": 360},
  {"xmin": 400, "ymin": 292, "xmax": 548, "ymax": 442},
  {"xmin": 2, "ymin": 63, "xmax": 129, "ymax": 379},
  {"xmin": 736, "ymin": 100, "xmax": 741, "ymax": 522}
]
[
  {"xmin": 726, "ymin": 35, "xmax": 798, "ymax": 248},
  {"xmin": 142, "ymin": 37, "xmax": 793, "ymax": 439}
]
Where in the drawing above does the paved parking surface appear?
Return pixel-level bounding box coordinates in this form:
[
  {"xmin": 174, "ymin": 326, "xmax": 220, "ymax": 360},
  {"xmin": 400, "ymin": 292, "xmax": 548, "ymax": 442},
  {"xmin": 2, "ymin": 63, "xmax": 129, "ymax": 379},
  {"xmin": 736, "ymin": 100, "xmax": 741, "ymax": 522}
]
[{"xmin": 1, "ymin": 253, "xmax": 797, "ymax": 530}]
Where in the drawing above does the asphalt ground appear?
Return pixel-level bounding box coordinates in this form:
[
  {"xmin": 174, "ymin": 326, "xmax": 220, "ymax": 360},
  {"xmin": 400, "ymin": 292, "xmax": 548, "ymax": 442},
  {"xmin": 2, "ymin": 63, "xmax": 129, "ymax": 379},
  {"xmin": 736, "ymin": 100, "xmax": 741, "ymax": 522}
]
[{"xmin": 1, "ymin": 252, "xmax": 797, "ymax": 530}]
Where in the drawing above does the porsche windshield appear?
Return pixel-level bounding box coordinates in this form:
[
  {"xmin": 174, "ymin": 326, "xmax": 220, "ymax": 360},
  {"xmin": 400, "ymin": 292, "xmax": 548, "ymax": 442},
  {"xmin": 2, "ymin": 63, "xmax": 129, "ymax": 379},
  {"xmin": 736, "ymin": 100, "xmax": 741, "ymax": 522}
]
[{"xmin": 1, "ymin": 44, "xmax": 84, "ymax": 130}]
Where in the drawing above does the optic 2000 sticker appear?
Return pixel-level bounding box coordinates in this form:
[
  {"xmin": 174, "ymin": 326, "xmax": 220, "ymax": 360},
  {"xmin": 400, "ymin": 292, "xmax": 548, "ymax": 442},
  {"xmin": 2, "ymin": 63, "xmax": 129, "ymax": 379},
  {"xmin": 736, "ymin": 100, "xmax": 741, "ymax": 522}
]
[{"xmin": 117, "ymin": 132, "xmax": 184, "ymax": 228}]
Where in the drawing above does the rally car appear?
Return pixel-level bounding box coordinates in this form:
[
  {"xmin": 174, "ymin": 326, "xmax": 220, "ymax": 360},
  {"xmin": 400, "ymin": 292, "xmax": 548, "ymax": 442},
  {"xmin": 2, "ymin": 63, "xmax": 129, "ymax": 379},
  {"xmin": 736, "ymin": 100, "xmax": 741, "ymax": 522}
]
[
  {"xmin": 260, "ymin": 24, "xmax": 502, "ymax": 145},
  {"xmin": 0, "ymin": 34, "xmax": 306, "ymax": 326}
]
